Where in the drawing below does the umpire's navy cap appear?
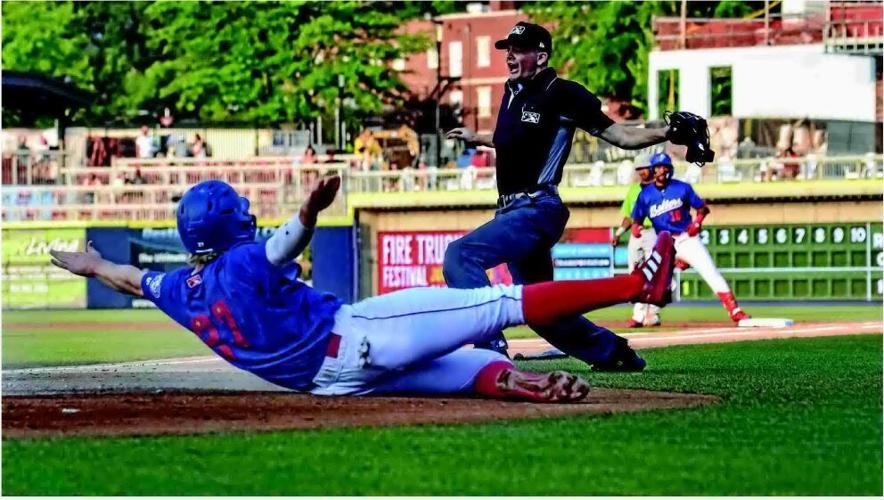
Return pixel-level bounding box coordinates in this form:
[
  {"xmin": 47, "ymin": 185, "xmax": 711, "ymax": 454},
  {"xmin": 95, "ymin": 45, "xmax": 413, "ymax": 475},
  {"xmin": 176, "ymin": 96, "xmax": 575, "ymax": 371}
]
[{"xmin": 495, "ymin": 22, "xmax": 553, "ymax": 55}]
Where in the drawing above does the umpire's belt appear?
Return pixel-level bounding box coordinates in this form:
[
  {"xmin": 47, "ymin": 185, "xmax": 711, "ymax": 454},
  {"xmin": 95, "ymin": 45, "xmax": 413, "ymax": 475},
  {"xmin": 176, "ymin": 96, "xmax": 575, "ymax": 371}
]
[{"xmin": 497, "ymin": 185, "xmax": 558, "ymax": 209}]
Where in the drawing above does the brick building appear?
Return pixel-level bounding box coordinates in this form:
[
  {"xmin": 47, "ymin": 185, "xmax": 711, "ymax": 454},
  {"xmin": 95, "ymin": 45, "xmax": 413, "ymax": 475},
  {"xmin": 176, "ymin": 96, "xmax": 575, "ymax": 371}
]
[{"xmin": 400, "ymin": 3, "xmax": 527, "ymax": 136}]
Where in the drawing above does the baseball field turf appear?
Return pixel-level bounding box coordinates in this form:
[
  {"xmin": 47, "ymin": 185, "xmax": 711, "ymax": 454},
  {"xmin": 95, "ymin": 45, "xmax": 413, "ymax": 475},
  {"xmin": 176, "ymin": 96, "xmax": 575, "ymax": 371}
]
[{"xmin": 2, "ymin": 304, "xmax": 882, "ymax": 495}]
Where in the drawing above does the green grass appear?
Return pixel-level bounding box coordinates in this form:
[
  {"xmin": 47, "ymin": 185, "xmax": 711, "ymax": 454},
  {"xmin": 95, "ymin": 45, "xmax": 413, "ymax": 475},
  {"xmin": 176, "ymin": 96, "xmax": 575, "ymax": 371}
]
[
  {"xmin": 4, "ymin": 305, "xmax": 880, "ymax": 367},
  {"xmin": 507, "ymin": 303, "xmax": 881, "ymax": 339},
  {"xmin": 3, "ymin": 335, "xmax": 882, "ymax": 495},
  {"xmin": 2, "ymin": 310, "xmax": 204, "ymax": 368}
]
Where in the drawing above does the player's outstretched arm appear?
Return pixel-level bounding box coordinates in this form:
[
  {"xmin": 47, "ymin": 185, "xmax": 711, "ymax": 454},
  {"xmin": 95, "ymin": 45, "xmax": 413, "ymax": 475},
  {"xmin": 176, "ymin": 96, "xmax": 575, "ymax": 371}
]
[
  {"xmin": 599, "ymin": 123, "xmax": 669, "ymax": 150},
  {"xmin": 266, "ymin": 175, "xmax": 341, "ymax": 266},
  {"xmin": 50, "ymin": 241, "xmax": 145, "ymax": 296},
  {"xmin": 446, "ymin": 127, "xmax": 494, "ymax": 148}
]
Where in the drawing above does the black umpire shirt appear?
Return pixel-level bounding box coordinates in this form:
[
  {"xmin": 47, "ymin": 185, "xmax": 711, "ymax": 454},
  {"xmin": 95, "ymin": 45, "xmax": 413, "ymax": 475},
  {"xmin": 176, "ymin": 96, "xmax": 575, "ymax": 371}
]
[{"xmin": 491, "ymin": 68, "xmax": 614, "ymax": 196}]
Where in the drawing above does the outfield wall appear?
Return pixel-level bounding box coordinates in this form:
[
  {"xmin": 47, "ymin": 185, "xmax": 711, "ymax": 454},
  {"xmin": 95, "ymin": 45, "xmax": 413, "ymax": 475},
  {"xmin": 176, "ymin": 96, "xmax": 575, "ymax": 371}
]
[
  {"xmin": 1, "ymin": 223, "xmax": 357, "ymax": 309},
  {"xmin": 356, "ymin": 197, "xmax": 883, "ymax": 301},
  {"xmin": 3, "ymin": 183, "xmax": 882, "ymax": 309}
]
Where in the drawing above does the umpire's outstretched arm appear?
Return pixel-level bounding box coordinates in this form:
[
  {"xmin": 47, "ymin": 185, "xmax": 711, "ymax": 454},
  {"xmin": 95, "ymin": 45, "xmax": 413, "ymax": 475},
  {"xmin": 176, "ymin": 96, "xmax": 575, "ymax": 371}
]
[{"xmin": 600, "ymin": 123, "xmax": 669, "ymax": 150}]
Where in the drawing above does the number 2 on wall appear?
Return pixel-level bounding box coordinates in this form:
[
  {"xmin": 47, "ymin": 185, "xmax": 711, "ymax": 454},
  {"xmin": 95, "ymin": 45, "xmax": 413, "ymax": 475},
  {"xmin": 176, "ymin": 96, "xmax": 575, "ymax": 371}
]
[{"xmin": 190, "ymin": 300, "xmax": 250, "ymax": 360}]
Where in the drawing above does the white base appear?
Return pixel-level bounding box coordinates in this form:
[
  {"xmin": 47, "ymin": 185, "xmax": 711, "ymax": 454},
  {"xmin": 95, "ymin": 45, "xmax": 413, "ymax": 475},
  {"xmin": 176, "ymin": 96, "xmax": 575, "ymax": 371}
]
[{"xmin": 738, "ymin": 318, "xmax": 794, "ymax": 328}]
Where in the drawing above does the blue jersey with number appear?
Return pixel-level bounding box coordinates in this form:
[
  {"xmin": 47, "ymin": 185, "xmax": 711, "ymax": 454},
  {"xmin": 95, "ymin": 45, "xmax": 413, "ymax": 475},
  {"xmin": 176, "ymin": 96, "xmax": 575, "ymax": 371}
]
[
  {"xmin": 140, "ymin": 241, "xmax": 343, "ymax": 391},
  {"xmin": 631, "ymin": 180, "xmax": 705, "ymax": 234}
]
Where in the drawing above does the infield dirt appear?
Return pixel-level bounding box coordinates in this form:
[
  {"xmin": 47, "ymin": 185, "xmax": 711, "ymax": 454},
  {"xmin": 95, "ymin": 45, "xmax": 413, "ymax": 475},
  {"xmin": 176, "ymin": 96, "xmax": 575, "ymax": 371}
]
[
  {"xmin": 4, "ymin": 321, "xmax": 878, "ymax": 439},
  {"xmin": 3, "ymin": 389, "xmax": 717, "ymax": 438}
]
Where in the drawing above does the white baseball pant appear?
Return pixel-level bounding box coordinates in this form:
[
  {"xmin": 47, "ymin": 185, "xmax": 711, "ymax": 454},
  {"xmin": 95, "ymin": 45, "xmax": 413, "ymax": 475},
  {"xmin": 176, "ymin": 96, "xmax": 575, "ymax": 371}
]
[
  {"xmin": 628, "ymin": 228, "xmax": 661, "ymax": 325},
  {"xmin": 310, "ymin": 285, "xmax": 523, "ymax": 396},
  {"xmin": 673, "ymin": 232, "xmax": 731, "ymax": 294}
]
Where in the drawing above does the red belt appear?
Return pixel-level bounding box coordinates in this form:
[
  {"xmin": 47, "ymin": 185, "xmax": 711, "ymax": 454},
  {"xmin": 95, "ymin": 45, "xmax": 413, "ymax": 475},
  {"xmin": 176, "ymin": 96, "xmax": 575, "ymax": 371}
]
[{"xmin": 326, "ymin": 333, "xmax": 342, "ymax": 358}]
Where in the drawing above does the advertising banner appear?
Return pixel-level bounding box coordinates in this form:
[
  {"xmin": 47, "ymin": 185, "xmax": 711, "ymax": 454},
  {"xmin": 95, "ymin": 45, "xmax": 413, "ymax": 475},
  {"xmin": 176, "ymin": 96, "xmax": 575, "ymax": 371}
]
[
  {"xmin": 2, "ymin": 228, "xmax": 87, "ymax": 309},
  {"xmin": 552, "ymin": 228, "xmax": 618, "ymax": 280},
  {"xmin": 377, "ymin": 228, "xmax": 627, "ymax": 294},
  {"xmin": 377, "ymin": 231, "xmax": 513, "ymax": 294}
]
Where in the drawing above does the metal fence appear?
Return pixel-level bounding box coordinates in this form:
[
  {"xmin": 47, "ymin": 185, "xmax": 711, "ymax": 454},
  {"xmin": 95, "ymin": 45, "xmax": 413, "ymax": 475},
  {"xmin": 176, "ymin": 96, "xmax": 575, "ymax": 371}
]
[
  {"xmin": 2, "ymin": 155, "xmax": 880, "ymax": 222},
  {"xmin": 1, "ymin": 150, "xmax": 71, "ymax": 186}
]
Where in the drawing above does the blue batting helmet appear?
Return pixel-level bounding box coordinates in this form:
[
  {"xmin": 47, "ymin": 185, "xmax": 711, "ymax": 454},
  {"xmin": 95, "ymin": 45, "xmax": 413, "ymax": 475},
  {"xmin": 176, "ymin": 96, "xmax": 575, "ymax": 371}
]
[
  {"xmin": 649, "ymin": 152, "xmax": 673, "ymax": 167},
  {"xmin": 649, "ymin": 152, "xmax": 674, "ymax": 180},
  {"xmin": 176, "ymin": 180, "xmax": 257, "ymax": 255}
]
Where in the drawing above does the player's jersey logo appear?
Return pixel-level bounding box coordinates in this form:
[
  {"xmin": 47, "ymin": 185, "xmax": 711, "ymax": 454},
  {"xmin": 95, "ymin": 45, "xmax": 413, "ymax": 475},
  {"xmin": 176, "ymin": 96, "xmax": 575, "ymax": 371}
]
[
  {"xmin": 649, "ymin": 198, "xmax": 683, "ymax": 218},
  {"xmin": 146, "ymin": 273, "xmax": 164, "ymax": 298},
  {"xmin": 521, "ymin": 110, "xmax": 541, "ymax": 123},
  {"xmin": 186, "ymin": 273, "xmax": 203, "ymax": 289}
]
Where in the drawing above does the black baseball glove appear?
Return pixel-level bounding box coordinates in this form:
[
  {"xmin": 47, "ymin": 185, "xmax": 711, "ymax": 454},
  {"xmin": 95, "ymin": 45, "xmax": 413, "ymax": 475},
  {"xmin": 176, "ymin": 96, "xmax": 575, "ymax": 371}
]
[{"xmin": 664, "ymin": 111, "xmax": 715, "ymax": 166}]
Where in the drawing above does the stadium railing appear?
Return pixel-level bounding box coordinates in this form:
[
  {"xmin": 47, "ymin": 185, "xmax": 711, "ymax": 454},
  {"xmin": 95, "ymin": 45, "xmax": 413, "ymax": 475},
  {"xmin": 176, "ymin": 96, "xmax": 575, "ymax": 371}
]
[
  {"xmin": 2, "ymin": 154, "xmax": 880, "ymax": 222},
  {"xmin": 1, "ymin": 150, "xmax": 71, "ymax": 186}
]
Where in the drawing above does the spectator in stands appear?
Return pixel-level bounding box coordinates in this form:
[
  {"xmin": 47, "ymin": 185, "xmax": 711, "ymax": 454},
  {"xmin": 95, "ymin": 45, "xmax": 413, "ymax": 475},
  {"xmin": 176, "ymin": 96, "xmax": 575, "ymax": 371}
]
[
  {"xmin": 764, "ymin": 146, "xmax": 799, "ymax": 181},
  {"xmin": 166, "ymin": 132, "xmax": 189, "ymax": 158},
  {"xmin": 298, "ymin": 145, "xmax": 319, "ymax": 192},
  {"xmin": 323, "ymin": 149, "xmax": 338, "ymax": 164},
  {"xmin": 130, "ymin": 168, "xmax": 147, "ymax": 185},
  {"xmin": 16, "ymin": 136, "xmax": 31, "ymax": 165},
  {"xmin": 89, "ymin": 136, "xmax": 109, "ymax": 166},
  {"xmin": 302, "ymin": 145, "xmax": 317, "ymax": 164},
  {"xmin": 780, "ymin": 147, "xmax": 801, "ymax": 179},
  {"xmin": 471, "ymin": 149, "xmax": 491, "ymax": 168},
  {"xmin": 191, "ymin": 134, "xmax": 207, "ymax": 158},
  {"xmin": 354, "ymin": 129, "xmax": 381, "ymax": 172},
  {"xmin": 457, "ymin": 148, "xmax": 476, "ymax": 168},
  {"xmin": 83, "ymin": 173, "xmax": 104, "ymax": 204},
  {"xmin": 136, "ymin": 126, "xmax": 157, "ymax": 159}
]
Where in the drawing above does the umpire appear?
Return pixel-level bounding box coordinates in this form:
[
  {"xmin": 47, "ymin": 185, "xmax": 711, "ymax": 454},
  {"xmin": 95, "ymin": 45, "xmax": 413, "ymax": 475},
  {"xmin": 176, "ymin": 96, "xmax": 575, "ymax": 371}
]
[{"xmin": 444, "ymin": 22, "xmax": 680, "ymax": 370}]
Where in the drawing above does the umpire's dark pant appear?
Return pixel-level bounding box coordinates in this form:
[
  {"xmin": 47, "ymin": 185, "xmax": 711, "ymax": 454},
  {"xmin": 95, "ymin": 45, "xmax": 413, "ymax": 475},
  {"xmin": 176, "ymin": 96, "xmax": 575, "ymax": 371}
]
[{"xmin": 443, "ymin": 191, "xmax": 624, "ymax": 364}]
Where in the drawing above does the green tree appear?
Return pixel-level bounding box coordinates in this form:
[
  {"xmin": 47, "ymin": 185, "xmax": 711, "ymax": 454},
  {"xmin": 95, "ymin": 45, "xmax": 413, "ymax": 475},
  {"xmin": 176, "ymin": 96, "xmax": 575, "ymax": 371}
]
[
  {"xmin": 1, "ymin": 1, "xmax": 91, "ymax": 82},
  {"xmin": 1, "ymin": 1, "xmax": 93, "ymax": 125},
  {"xmin": 2, "ymin": 1, "xmax": 431, "ymax": 127},
  {"xmin": 134, "ymin": 1, "xmax": 429, "ymax": 125}
]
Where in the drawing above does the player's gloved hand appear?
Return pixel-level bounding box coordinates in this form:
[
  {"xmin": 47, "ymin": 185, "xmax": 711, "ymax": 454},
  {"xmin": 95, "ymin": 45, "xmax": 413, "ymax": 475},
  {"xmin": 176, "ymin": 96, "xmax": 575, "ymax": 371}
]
[
  {"xmin": 631, "ymin": 224, "xmax": 643, "ymax": 238},
  {"xmin": 687, "ymin": 222, "xmax": 702, "ymax": 237},
  {"xmin": 611, "ymin": 235, "xmax": 620, "ymax": 247},
  {"xmin": 49, "ymin": 240, "xmax": 103, "ymax": 278}
]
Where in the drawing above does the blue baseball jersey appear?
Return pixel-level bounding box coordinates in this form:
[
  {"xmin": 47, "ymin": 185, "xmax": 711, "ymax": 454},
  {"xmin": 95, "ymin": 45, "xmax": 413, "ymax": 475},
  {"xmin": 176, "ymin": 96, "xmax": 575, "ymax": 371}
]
[
  {"xmin": 631, "ymin": 180, "xmax": 705, "ymax": 234},
  {"xmin": 140, "ymin": 240, "xmax": 343, "ymax": 391}
]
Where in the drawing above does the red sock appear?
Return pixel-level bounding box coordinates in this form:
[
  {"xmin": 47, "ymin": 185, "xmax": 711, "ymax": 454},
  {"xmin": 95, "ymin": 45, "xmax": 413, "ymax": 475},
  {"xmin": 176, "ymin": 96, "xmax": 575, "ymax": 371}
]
[
  {"xmin": 522, "ymin": 275, "xmax": 643, "ymax": 325},
  {"xmin": 473, "ymin": 361, "xmax": 515, "ymax": 398}
]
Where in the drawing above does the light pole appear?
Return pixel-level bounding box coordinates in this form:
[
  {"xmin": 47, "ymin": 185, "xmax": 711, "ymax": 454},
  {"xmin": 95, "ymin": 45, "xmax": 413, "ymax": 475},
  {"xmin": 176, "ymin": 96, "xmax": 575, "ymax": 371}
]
[
  {"xmin": 335, "ymin": 74, "xmax": 344, "ymax": 151},
  {"xmin": 433, "ymin": 18, "xmax": 443, "ymax": 168}
]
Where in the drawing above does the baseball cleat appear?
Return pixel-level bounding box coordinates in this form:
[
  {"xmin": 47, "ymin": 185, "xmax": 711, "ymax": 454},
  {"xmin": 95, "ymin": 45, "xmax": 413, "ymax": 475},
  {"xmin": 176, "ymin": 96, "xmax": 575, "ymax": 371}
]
[
  {"xmin": 730, "ymin": 309, "xmax": 750, "ymax": 322},
  {"xmin": 626, "ymin": 318, "xmax": 644, "ymax": 328},
  {"xmin": 633, "ymin": 231, "xmax": 675, "ymax": 306},
  {"xmin": 495, "ymin": 368, "xmax": 590, "ymax": 403},
  {"xmin": 592, "ymin": 338, "xmax": 647, "ymax": 372}
]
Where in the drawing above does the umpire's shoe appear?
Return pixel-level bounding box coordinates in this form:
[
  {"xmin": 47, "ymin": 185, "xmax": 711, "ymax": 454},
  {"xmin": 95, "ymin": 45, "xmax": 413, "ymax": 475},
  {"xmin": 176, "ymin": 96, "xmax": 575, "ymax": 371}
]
[
  {"xmin": 475, "ymin": 337, "xmax": 510, "ymax": 358},
  {"xmin": 591, "ymin": 337, "xmax": 646, "ymax": 372}
]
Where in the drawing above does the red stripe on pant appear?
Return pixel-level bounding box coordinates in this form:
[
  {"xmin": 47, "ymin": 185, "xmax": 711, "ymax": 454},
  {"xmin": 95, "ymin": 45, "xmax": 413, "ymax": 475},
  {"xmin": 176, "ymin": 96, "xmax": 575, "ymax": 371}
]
[{"xmin": 522, "ymin": 275, "xmax": 643, "ymax": 326}]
